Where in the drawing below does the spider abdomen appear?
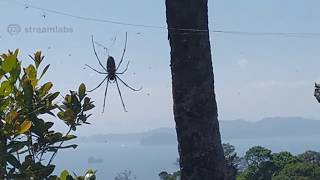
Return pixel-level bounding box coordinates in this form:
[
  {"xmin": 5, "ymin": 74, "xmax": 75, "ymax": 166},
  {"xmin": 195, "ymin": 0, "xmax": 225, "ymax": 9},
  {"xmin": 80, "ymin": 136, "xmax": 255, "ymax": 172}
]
[{"xmin": 107, "ymin": 56, "xmax": 116, "ymax": 80}]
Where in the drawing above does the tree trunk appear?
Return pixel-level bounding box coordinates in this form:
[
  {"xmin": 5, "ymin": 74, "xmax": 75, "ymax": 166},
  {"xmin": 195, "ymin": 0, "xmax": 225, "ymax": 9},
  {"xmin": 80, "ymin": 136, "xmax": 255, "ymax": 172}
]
[
  {"xmin": 0, "ymin": 136, "xmax": 6, "ymax": 179},
  {"xmin": 165, "ymin": 0, "xmax": 226, "ymax": 180}
]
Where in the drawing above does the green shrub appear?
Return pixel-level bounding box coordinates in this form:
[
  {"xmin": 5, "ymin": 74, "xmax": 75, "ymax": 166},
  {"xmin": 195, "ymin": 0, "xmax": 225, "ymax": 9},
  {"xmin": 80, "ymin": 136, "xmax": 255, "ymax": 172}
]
[{"xmin": 0, "ymin": 49, "xmax": 95, "ymax": 179}]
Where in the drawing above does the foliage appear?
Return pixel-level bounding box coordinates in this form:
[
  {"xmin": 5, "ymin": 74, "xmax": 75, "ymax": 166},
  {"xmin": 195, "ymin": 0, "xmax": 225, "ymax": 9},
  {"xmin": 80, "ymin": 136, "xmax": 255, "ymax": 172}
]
[
  {"xmin": 158, "ymin": 143, "xmax": 239, "ymax": 180},
  {"xmin": 223, "ymin": 143, "xmax": 241, "ymax": 168},
  {"xmin": 55, "ymin": 169, "xmax": 97, "ymax": 180},
  {"xmin": 273, "ymin": 162, "xmax": 320, "ymax": 180},
  {"xmin": 114, "ymin": 170, "xmax": 137, "ymax": 180},
  {"xmin": 237, "ymin": 146, "xmax": 274, "ymax": 180},
  {"xmin": 272, "ymin": 151, "xmax": 298, "ymax": 175},
  {"xmin": 223, "ymin": 143, "xmax": 241, "ymax": 180},
  {"xmin": 237, "ymin": 161, "xmax": 275, "ymax": 180},
  {"xmin": 238, "ymin": 146, "xmax": 320, "ymax": 180},
  {"xmin": 314, "ymin": 83, "xmax": 320, "ymax": 103},
  {"xmin": 159, "ymin": 171, "xmax": 180, "ymax": 180},
  {"xmin": 161, "ymin": 144, "xmax": 320, "ymax": 180},
  {"xmin": 244, "ymin": 146, "xmax": 272, "ymax": 167},
  {"xmin": 0, "ymin": 49, "xmax": 95, "ymax": 179},
  {"xmin": 298, "ymin": 150, "xmax": 320, "ymax": 166}
]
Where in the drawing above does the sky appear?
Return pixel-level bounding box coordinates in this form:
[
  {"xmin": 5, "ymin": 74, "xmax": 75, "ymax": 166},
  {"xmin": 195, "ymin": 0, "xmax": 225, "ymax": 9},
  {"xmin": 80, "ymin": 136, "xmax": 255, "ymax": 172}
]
[{"xmin": 0, "ymin": 0, "xmax": 320, "ymax": 134}]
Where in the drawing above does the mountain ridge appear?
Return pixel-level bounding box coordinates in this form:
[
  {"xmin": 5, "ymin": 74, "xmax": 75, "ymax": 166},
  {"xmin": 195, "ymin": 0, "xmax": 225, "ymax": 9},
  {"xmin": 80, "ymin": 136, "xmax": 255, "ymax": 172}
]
[{"xmin": 77, "ymin": 117, "xmax": 320, "ymax": 145}]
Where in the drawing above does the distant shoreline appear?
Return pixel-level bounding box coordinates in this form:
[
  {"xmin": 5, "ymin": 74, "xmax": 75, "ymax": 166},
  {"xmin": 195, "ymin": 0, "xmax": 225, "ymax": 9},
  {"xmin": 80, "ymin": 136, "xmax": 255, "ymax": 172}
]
[{"xmin": 77, "ymin": 117, "xmax": 320, "ymax": 146}]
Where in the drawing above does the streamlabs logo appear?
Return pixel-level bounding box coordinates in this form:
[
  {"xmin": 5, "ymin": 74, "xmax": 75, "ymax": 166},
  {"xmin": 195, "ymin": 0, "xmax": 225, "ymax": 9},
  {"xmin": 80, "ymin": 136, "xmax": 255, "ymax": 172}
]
[{"xmin": 7, "ymin": 24, "xmax": 21, "ymax": 36}]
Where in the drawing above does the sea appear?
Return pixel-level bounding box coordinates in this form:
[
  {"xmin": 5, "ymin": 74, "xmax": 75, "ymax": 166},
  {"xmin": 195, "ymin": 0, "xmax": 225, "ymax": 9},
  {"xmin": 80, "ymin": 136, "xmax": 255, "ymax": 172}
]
[{"xmin": 54, "ymin": 135, "xmax": 320, "ymax": 180}]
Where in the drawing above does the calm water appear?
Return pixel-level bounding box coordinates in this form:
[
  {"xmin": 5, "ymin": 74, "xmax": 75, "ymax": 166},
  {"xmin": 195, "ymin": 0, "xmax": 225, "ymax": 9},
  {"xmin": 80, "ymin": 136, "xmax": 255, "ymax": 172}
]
[
  {"xmin": 54, "ymin": 142, "xmax": 179, "ymax": 180},
  {"xmin": 54, "ymin": 136, "xmax": 320, "ymax": 180}
]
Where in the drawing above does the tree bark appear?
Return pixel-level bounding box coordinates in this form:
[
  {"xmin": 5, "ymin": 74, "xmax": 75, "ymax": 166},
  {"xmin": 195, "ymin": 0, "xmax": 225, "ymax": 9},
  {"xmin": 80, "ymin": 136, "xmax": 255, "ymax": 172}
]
[
  {"xmin": 165, "ymin": 0, "xmax": 226, "ymax": 179},
  {"xmin": 0, "ymin": 136, "xmax": 6, "ymax": 179}
]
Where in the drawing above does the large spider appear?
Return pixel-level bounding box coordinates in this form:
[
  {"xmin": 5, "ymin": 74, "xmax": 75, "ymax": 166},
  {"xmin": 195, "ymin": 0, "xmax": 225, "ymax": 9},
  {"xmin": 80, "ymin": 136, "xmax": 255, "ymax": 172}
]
[{"xmin": 85, "ymin": 33, "xmax": 142, "ymax": 112}]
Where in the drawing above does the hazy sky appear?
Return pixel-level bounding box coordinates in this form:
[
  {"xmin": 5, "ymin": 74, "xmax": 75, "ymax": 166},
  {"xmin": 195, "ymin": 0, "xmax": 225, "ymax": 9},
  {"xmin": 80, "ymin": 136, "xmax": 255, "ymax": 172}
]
[{"xmin": 1, "ymin": 0, "xmax": 320, "ymax": 134}]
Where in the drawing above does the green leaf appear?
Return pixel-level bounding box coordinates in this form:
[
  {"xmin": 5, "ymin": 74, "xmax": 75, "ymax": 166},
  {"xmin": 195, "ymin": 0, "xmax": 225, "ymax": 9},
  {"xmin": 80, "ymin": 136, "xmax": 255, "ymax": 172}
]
[
  {"xmin": 24, "ymin": 65, "xmax": 37, "ymax": 80},
  {"xmin": 57, "ymin": 111, "xmax": 65, "ymax": 120},
  {"xmin": 40, "ymin": 165, "xmax": 56, "ymax": 177},
  {"xmin": 2, "ymin": 55, "xmax": 17, "ymax": 72},
  {"xmin": 31, "ymin": 118, "xmax": 46, "ymax": 136},
  {"xmin": 60, "ymin": 170, "xmax": 70, "ymax": 180},
  {"xmin": 63, "ymin": 109, "xmax": 76, "ymax": 124},
  {"xmin": 49, "ymin": 132, "xmax": 63, "ymax": 143},
  {"xmin": 78, "ymin": 83, "xmax": 86, "ymax": 101},
  {"xmin": 8, "ymin": 141, "xmax": 28, "ymax": 153},
  {"xmin": 0, "ymin": 68, "xmax": 6, "ymax": 80},
  {"xmin": 40, "ymin": 64, "xmax": 50, "ymax": 79},
  {"xmin": 83, "ymin": 104, "xmax": 95, "ymax": 111},
  {"xmin": 0, "ymin": 81, "xmax": 12, "ymax": 96},
  {"xmin": 39, "ymin": 82, "xmax": 53, "ymax": 96},
  {"xmin": 5, "ymin": 110, "xmax": 18, "ymax": 124},
  {"xmin": 47, "ymin": 92, "xmax": 60, "ymax": 102},
  {"xmin": 65, "ymin": 95, "xmax": 72, "ymax": 104},
  {"xmin": 84, "ymin": 97, "xmax": 90, "ymax": 105},
  {"xmin": 85, "ymin": 169, "xmax": 97, "ymax": 180},
  {"xmin": 22, "ymin": 80, "xmax": 33, "ymax": 106},
  {"xmin": 13, "ymin": 49, "xmax": 19, "ymax": 57},
  {"xmin": 59, "ymin": 144, "xmax": 78, "ymax": 149},
  {"xmin": 7, "ymin": 154, "xmax": 21, "ymax": 168},
  {"xmin": 9, "ymin": 62, "xmax": 21, "ymax": 84},
  {"xmin": 86, "ymin": 169, "xmax": 97, "ymax": 175},
  {"xmin": 62, "ymin": 135, "xmax": 77, "ymax": 141},
  {"xmin": 32, "ymin": 51, "xmax": 44, "ymax": 68},
  {"xmin": 19, "ymin": 120, "xmax": 32, "ymax": 134},
  {"xmin": 0, "ymin": 98, "xmax": 10, "ymax": 111},
  {"xmin": 45, "ymin": 122, "xmax": 54, "ymax": 130}
]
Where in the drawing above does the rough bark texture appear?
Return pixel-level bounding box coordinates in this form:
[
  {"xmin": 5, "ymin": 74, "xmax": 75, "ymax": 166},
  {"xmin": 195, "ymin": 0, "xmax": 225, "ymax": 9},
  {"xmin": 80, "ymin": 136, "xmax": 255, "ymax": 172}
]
[
  {"xmin": 165, "ymin": 0, "xmax": 226, "ymax": 179},
  {"xmin": 0, "ymin": 136, "xmax": 6, "ymax": 179}
]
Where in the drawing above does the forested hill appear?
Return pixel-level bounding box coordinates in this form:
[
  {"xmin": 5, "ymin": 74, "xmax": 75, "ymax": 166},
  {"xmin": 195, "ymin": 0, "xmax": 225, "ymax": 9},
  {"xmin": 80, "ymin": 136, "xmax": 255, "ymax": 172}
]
[
  {"xmin": 220, "ymin": 117, "xmax": 320, "ymax": 139},
  {"xmin": 78, "ymin": 117, "xmax": 320, "ymax": 144}
]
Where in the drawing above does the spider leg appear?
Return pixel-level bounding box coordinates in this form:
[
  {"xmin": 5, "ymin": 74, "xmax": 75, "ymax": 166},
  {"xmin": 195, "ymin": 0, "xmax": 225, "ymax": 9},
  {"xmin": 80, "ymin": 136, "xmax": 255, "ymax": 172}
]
[
  {"xmin": 91, "ymin": 35, "xmax": 108, "ymax": 71},
  {"xmin": 116, "ymin": 61, "xmax": 130, "ymax": 74},
  {"xmin": 93, "ymin": 41, "xmax": 110, "ymax": 56},
  {"xmin": 116, "ymin": 75, "xmax": 142, "ymax": 91},
  {"xmin": 85, "ymin": 64, "xmax": 107, "ymax": 74},
  {"xmin": 115, "ymin": 78, "xmax": 128, "ymax": 112},
  {"xmin": 88, "ymin": 75, "xmax": 109, "ymax": 92},
  {"xmin": 102, "ymin": 80, "xmax": 109, "ymax": 113},
  {"xmin": 109, "ymin": 35, "xmax": 117, "ymax": 49},
  {"xmin": 116, "ymin": 32, "xmax": 127, "ymax": 71}
]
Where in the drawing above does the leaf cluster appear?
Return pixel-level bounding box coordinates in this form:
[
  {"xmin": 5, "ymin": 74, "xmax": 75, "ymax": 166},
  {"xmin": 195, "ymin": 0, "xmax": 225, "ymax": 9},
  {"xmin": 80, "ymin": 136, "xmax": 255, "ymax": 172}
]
[
  {"xmin": 0, "ymin": 50, "xmax": 95, "ymax": 179},
  {"xmin": 237, "ymin": 146, "xmax": 320, "ymax": 180}
]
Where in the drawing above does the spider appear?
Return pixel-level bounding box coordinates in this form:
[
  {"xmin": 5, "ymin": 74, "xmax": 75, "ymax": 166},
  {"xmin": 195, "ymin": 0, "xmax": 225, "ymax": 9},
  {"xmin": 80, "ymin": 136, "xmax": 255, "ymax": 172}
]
[{"xmin": 85, "ymin": 33, "xmax": 142, "ymax": 112}]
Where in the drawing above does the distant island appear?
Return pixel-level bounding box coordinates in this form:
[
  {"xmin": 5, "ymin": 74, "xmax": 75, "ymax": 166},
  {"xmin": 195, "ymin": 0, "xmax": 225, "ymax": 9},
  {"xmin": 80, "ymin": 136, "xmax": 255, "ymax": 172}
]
[
  {"xmin": 88, "ymin": 156, "xmax": 104, "ymax": 164},
  {"xmin": 77, "ymin": 117, "xmax": 320, "ymax": 146}
]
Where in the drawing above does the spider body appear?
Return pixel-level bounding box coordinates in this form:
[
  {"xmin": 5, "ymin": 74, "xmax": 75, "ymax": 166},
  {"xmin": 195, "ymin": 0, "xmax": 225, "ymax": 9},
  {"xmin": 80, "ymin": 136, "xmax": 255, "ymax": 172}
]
[
  {"xmin": 107, "ymin": 56, "xmax": 116, "ymax": 80},
  {"xmin": 85, "ymin": 33, "xmax": 142, "ymax": 112}
]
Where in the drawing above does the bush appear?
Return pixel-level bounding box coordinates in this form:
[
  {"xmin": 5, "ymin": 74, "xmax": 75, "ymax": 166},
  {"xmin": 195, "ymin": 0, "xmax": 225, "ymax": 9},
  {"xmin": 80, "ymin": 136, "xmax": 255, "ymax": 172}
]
[{"xmin": 0, "ymin": 49, "xmax": 95, "ymax": 179}]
